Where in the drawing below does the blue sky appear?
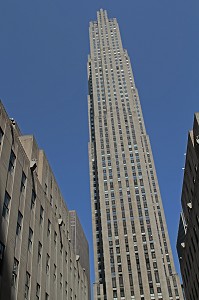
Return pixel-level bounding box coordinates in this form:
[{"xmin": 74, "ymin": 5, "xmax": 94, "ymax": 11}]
[{"xmin": 1, "ymin": 0, "xmax": 199, "ymax": 292}]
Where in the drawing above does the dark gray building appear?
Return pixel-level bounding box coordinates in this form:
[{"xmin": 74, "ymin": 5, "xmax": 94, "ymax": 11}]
[
  {"xmin": 88, "ymin": 9, "xmax": 183, "ymax": 300},
  {"xmin": 177, "ymin": 113, "xmax": 199, "ymax": 300}
]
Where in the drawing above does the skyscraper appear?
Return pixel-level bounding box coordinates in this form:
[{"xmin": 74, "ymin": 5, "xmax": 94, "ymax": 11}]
[{"xmin": 88, "ymin": 9, "xmax": 183, "ymax": 300}]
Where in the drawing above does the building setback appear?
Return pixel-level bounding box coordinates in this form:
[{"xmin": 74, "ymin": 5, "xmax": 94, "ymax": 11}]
[
  {"xmin": 177, "ymin": 113, "xmax": 199, "ymax": 300},
  {"xmin": 0, "ymin": 101, "xmax": 89, "ymax": 300},
  {"xmin": 88, "ymin": 9, "xmax": 183, "ymax": 300}
]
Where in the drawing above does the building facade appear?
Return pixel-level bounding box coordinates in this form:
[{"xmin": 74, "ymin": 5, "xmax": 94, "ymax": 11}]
[
  {"xmin": 88, "ymin": 9, "xmax": 183, "ymax": 300},
  {"xmin": 0, "ymin": 101, "xmax": 89, "ymax": 300},
  {"xmin": 177, "ymin": 113, "xmax": 199, "ymax": 300},
  {"xmin": 69, "ymin": 210, "xmax": 90, "ymax": 299}
]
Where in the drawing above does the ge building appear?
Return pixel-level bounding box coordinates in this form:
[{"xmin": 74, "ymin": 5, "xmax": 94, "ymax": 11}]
[{"xmin": 88, "ymin": 9, "xmax": 183, "ymax": 300}]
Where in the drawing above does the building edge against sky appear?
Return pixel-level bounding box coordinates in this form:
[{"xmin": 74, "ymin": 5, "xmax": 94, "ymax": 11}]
[
  {"xmin": 88, "ymin": 9, "xmax": 183, "ymax": 300},
  {"xmin": 177, "ymin": 113, "xmax": 199, "ymax": 300},
  {"xmin": 0, "ymin": 101, "xmax": 90, "ymax": 300}
]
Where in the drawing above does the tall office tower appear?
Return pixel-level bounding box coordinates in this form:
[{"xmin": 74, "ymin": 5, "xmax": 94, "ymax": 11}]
[
  {"xmin": 0, "ymin": 101, "xmax": 89, "ymax": 300},
  {"xmin": 177, "ymin": 113, "xmax": 199, "ymax": 300},
  {"xmin": 88, "ymin": 9, "xmax": 183, "ymax": 300}
]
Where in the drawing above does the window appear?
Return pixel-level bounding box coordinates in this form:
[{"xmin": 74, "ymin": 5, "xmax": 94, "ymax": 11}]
[
  {"xmin": 25, "ymin": 272, "xmax": 30, "ymax": 299},
  {"xmin": 113, "ymin": 289, "xmax": 117, "ymax": 299},
  {"xmin": 120, "ymin": 288, "xmax": 125, "ymax": 297},
  {"xmin": 45, "ymin": 293, "xmax": 49, "ymax": 300},
  {"xmin": 20, "ymin": 171, "xmax": 26, "ymax": 192},
  {"xmin": 119, "ymin": 274, "xmax": 124, "ymax": 287},
  {"xmin": 47, "ymin": 220, "xmax": 51, "ymax": 236},
  {"xmin": 155, "ymin": 270, "xmax": 160, "ymax": 283},
  {"xmin": 44, "ymin": 183, "xmax": 47, "ymax": 195},
  {"xmin": 2, "ymin": 191, "xmax": 11, "ymax": 218},
  {"xmin": 38, "ymin": 242, "xmax": 42, "ymax": 263},
  {"xmin": 0, "ymin": 241, "xmax": 5, "ymax": 262},
  {"xmin": 31, "ymin": 190, "xmax": 36, "ymax": 209},
  {"xmin": 36, "ymin": 283, "xmax": 40, "ymax": 299},
  {"xmin": 53, "ymin": 264, "xmax": 57, "ymax": 280},
  {"xmin": 46, "ymin": 254, "xmax": 50, "ymax": 274},
  {"xmin": 193, "ymin": 226, "xmax": 198, "ymax": 244},
  {"xmin": 65, "ymin": 281, "xmax": 68, "ymax": 295},
  {"xmin": 8, "ymin": 150, "xmax": 16, "ymax": 173},
  {"xmin": 157, "ymin": 287, "xmax": 162, "ymax": 293},
  {"xmin": 60, "ymin": 273, "xmax": 63, "ymax": 289},
  {"xmin": 0, "ymin": 127, "xmax": 4, "ymax": 144},
  {"xmin": 54, "ymin": 205, "xmax": 57, "ymax": 216},
  {"xmin": 40, "ymin": 205, "xmax": 44, "ymax": 224},
  {"xmin": 112, "ymin": 277, "xmax": 116, "ymax": 288},
  {"xmin": 54, "ymin": 231, "xmax": 57, "ymax": 245},
  {"xmin": 28, "ymin": 228, "xmax": 33, "ymax": 252},
  {"xmin": 16, "ymin": 211, "xmax": 23, "ymax": 235},
  {"xmin": 12, "ymin": 258, "xmax": 19, "ymax": 287},
  {"xmin": 50, "ymin": 195, "xmax": 53, "ymax": 206}
]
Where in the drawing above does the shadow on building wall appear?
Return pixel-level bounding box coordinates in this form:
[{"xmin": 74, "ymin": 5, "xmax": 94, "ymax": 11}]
[{"xmin": 0, "ymin": 220, "xmax": 13, "ymax": 299}]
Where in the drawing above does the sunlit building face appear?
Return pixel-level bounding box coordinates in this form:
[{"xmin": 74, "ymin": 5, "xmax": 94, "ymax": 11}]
[{"xmin": 88, "ymin": 9, "xmax": 183, "ymax": 300}]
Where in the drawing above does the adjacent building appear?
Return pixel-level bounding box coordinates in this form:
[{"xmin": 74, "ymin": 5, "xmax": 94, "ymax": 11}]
[
  {"xmin": 177, "ymin": 113, "xmax": 199, "ymax": 300},
  {"xmin": 69, "ymin": 210, "xmax": 90, "ymax": 299},
  {"xmin": 0, "ymin": 101, "xmax": 90, "ymax": 300},
  {"xmin": 88, "ymin": 9, "xmax": 183, "ymax": 300}
]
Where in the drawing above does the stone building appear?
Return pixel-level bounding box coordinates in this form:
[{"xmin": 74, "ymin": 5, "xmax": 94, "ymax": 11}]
[
  {"xmin": 88, "ymin": 9, "xmax": 183, "ymax": 300},
  {"xmin": 69, "ymin": 210, "xmax": 90, "ymax": 299},
  {"xmin": 0, "ymin": 101, "xmax": 90, "ymax": 300}
]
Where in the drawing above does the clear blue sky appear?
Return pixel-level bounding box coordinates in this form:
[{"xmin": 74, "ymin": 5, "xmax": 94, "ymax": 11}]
[{"xmin": 1, "ymin": 0, "xmax": 199, "ymax": 293}]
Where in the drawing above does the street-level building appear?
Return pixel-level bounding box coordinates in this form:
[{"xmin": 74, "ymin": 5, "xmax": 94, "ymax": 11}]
[
  {"xmin": 0, "ymin": 101, "xmax": 90, "ymax": 300},
  {"xmin": 177, "ymin": 113, "xmax": 199, "ymax": 300},
  {"xmin": 69, "ymin": 210, "xmax": 90, "ymax": 299}
]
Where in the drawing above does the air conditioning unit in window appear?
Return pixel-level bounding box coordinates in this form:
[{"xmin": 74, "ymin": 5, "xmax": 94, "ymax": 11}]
[
  {"xmin": 58, "ymin": 218, "xmax": 63, "ymax": 226},
  {"xmin": 30, "ymin": 160, "xmax": 37, "ymax": 171},
  {"xmin": 0, "ymin": 244, "xmax": 5, "ymax": 261},
  {"xmin": 187, "ymin": 202, "xmax": 192, "ymax": 209},
  {"xmin": 181, "ymin": 242, "xmax": 185, "ymax": 248}
]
